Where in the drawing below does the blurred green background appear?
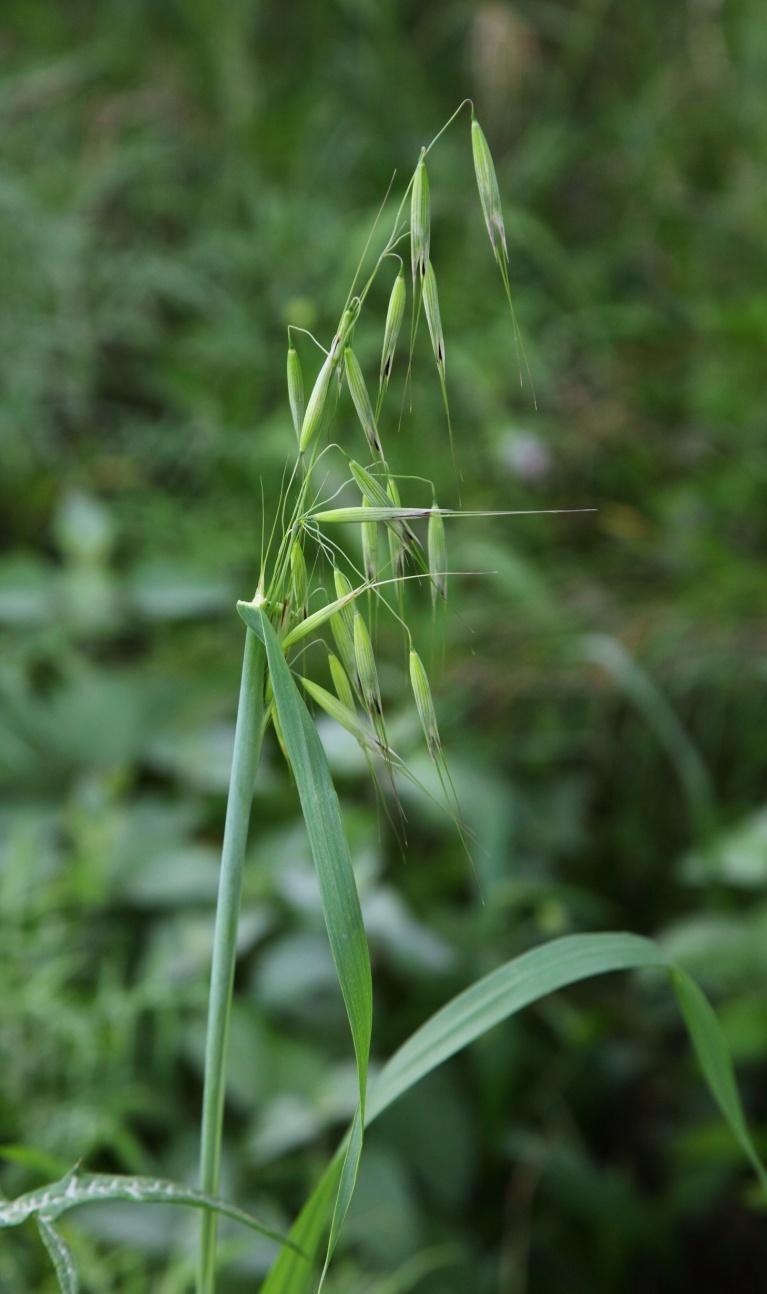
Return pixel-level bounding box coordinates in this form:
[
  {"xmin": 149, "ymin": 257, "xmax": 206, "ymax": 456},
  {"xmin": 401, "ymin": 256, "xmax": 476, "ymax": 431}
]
[{"xmin": 1, "ymin": 1, "xmax": 766, "ymax": 1290}]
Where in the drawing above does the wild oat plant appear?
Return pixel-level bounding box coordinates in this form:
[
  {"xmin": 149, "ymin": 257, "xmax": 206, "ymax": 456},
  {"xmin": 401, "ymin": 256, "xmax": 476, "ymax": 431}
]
[{"xmin": 3, "ymin": 104, "xmax": 763, "ymax": 1294}]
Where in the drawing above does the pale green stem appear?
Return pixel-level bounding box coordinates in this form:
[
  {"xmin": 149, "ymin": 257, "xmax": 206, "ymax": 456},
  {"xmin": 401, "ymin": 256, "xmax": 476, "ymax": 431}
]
[{"xmin": 198, "ymin": 628, "xmax": 267, "ymax": 1294}]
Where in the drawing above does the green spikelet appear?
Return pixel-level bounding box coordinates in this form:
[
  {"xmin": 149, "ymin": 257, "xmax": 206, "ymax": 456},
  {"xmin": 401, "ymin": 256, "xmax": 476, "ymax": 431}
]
[
  {"xmin": 385, "ymin": 478, "xmax": 405, "ymax": 587},
  {"xmin": 471, "ymin": 116, "xmax": 508, "ymax": 265},
  {"xmin": 290, "ymin": 539, "xmax": 308, "ymax": 619},
  {"xmin": 410, "ymin": 154, "xmax": 430, "ymax": 286},
  {"xmin": 350, "ymin": 609, "xmax": 388, "ymax": 759},
  {"xmin": 344, "ymin": 347, "xmax": 383, "ymax": 459},
  {"xmin": 422, "ymin": 260, "xmax": 456, "ymax": 473},
  {"xmin": 300, "ymin": 676, "xmax": 379, "ymax": 752},
  {"xmin": 328, "ymin": 652, "xmax": 355, "ymax": 711},
  {"xmin": 361, "ymin": 497, "xmax": 379, "ymax": 585},
  {"xmin": 409, "ymin": 649, "xmax": 441, "ymax": 758},
  {"xmin": 427, "ymin": 503, "xmax": 447, "ymax": 609},
  {"xmin": 377, "ymin": 267, "xmax": 406, "ymax": 415},
  {"xmin": 287, "ymin": 345, "xmax": 304, "ymax": 441},
  {"xmin": 330, "ymin": 568, "xmax": 357, "ymax": 680},
  {"xmin": 299, "ymin": 351, "xmax": 334, "ymax": 454},
  {"xmin": 348, "ymin": 460, "xmax": 420, "ymax": 554}
]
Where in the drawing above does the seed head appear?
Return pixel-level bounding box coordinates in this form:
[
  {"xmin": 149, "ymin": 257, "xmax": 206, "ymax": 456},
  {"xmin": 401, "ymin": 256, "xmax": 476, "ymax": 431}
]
[
  {"xmin": 344, "ymin": 347, "xmax": 383, "ymax": 458},
  {"xmin": 409, "ymin": 649, "xmax": 441, "ymax": 757},
  {"xmin": 380, "ymin": 268, "xmax": 406, "ymax": 386},
  {"xmin": 428, "ymin": 503, "xmax": 447, "ymax": 607},
  {"xmin": 410, "ymin": 155, "xmax": 430, "ymax": 283},
  {"xmin": 287, "ymin": 345, "xmax": 304, "ymax": 441},
  {"xmin": 471, "ymin": 116, "xmax": 508, "ymax": 264},
  {"xmin": 422, "ymin": 260, "xmax": 445, "ymax": 374}
]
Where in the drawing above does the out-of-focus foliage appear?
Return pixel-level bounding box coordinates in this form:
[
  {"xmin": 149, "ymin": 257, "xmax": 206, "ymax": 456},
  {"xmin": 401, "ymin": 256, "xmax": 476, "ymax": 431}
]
[{"xmin": 1, "ymin": 2, "xmax": 766, "ymax": 1290}]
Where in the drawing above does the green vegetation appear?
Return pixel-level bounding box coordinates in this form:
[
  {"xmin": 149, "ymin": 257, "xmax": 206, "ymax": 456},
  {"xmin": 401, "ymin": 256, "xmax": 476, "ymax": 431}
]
[{"xmin": 2, "ymin": 3, "xmax": 767, "ymax": 1291}]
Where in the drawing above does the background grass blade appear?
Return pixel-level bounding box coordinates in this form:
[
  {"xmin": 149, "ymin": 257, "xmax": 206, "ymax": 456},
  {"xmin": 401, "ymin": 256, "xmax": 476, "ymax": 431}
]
[
  {"xmin": 247, "ymin": 607, "xmax": 372, "ymax": 1282},
  {"xmin": 36, "ymin": 1218, "xmax": 78, "ymax": 1294},
  {"xmin": 261, "ymin": 932, "xmax": 765, "ymax": 1293},
  {"xmin": 671, "ymin": 969, "xmax": 767, "ymax": 1190}
]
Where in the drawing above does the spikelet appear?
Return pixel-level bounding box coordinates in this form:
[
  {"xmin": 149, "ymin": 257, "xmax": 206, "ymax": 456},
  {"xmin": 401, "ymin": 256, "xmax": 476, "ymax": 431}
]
[
  {"xmin": 410, "ymin": 154, "xmax": 430, "ymax": 284},
  {"xmin": 330, "ymin": 300, "xmax": 360, "ymax": 360},
  {"xmin": 422, "ymin": 261, "xmax": 456, "ymax": 474},
  {"xmin": 330, "ymin": 568, "xmax": 357, "ymax": 679},
  {"xmin": 427, "ymin": 503, "xmax": 447, "ymax": 609},
  {"xmin": 378, "ymin": 268, "xmax": 406, "ymax": 410},
  {"xmin": 300, "ymin": 676, "xmax": 379, "ymax": 752},
  {"xmin": 385, "ymin": 477, "xmax": 405, "ymax": 585},
  {"xmin": 471, "ymin": 116, "xmax": 508, "ymax": 264},
  {"xmin": 287, "ymin": 345, "xmax": 304, "ymax": 441},
  {"xmin": 348, "ymin": 460, "xmax": 420, "ymax": 553},
  {"xmin": 344, "ymin": 347, "xmax": 383, "ymax": 458},
  {"xmin": 333, "ymin": 569, "xmax": 355, "ymax": 635},
  {"xmin": 470, "ymin": 113, "xmax": 534, "ymax": 403},
  {"xmin": 299, "ymin": 351, "xmax": 334, "ymax": 454},
  {"xmin": 422, "ymin": 260, "xmax": 446, "ymax": 375},
  {"xmin": 275, "ymin": 579, "xmax": 366, "ymax": 651},
  {"xmin": 328, "ymin": 652, "xmax": 355, "ymax": 711},
  {"xmin": 289, "ymin": 539, "xmax": 308, "ymax": 619},
  {"xmin": 352, "ymin": 609, "xmax": 388, "ymax": 757},
  {"xmin": 409, "ymin": 646, "xmax": 471, "ymax": 865},
  {"xmin": 361, "ymin": 497, "xmax": 379, "ymax": 585},
  {"xmin": 408, "ymin": 649, "xmax": 441, "ymax": 758}
]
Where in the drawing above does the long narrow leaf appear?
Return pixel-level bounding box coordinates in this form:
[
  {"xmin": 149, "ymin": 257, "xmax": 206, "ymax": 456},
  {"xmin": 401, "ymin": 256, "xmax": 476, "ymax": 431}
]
[
  {"xmin": 245, "ymin": 608, "xmax": 372, "ymax": 1279},
  {"xmin": 36, "ymin": 1217, "xmax": 78, "ymax": 1294},
  {"xmin": 261, "ymin": 932, "xmax": 765, "ymax": 1294},
  {"xmin": 671, "ymin": 969, "xmax": 767, "ymax": 1189},
  {"xmin": 0, "ymin": 1172, "xmax": 298, "ymax": 1251}
]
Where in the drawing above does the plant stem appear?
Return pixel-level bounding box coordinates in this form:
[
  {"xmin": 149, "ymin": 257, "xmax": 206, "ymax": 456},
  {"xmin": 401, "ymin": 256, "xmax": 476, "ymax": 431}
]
[{"xmin": 198, "ymin": 628, "xmax": 267, "ymax": 1294}]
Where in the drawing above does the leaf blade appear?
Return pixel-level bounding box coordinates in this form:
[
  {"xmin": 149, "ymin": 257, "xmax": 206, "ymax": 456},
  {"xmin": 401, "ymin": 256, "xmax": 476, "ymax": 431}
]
[{"xmin": 246, "ymin": 608, "xmax": 372, "ymax": 1279}]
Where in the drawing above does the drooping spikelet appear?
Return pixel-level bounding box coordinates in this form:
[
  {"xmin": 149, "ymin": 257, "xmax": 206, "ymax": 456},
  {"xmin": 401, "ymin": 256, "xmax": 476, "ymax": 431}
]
[
  {"xmin": 471, "ymin": 115, "xmax": 508, "ymax": 265},
  {"xmin": 408, "ymin": 649, "xmax": 441, "ymax": 757},
  {"xmin": 344, "ymin": 347, "xmax": 383, "ymax": 458},
  {"xmin": 469, "ymin": 113, "xmax": 534, "ymax": 404},
  {"xmin": 299, "ymin": 351, "xmax": 334, "ymax": 454},
  {"xmin": 300, "ymin": 676, "xmax": 379, "ymax": 753},
  {"xmin": 427, "ymin": 503, "xmax": 447, "ymax": 609},
  {"xmin": 290, "ymin": 539, "xmax": 308, "ymax": 619},
  {"xmin": 422, "ymin": 261, "xmax": 456, "ymax": 473},
  {"xmin": 348, "ymin": 461, "xmax": 420, "ymax": 554},
  {"xmin": 422, "ymin": 260, "xmax": 446, "ymax": 376},
  {"xmin": 378, "ymin": 267, "xmax": 406, "ymax": 412},
  {"xmin": 328, "ymin": 652, "xmax": 355, "ymax": 712},
  {"xmin": 330, "ymin": 568, "xmax": 357, "ymax": 680},
  {"xmin": 361, "ymin": 497, "xmax": 379, "ymax": 585},
  {"xmin": 287, "ymin": 345, "xmax": 304, "ymax": 441},
  {"xmin": 352, "ymin": 608, "xmax": 390, "ymax": 759},
  {"xmin": 385, "ymin": 478, "xmax": 405, "ymax": 587},
  {"xmin": 410, "ymin": 154, "xmax": 430, "ymax": 285}
]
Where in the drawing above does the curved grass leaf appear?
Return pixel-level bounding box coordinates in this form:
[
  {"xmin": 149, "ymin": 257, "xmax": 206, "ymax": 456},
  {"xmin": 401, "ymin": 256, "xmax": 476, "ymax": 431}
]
[
  {"xmin": 245, "ymin": 608, "xmax": 372, "ymax": 1283},
  {"xmin": 0, "ymin": 1171, "xmax": 297, "ymax": 1250},
  {"xmin": 671, "ymin": 969, "xmax": 767, "ymax": 1191},
  {"xmin": 261, "ymin": 932, "xmax": 765, "ymax": 1293},
  {"xmin": 36, "ymin": 1217, "xmax": 78, "ymax": 1294}
]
